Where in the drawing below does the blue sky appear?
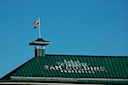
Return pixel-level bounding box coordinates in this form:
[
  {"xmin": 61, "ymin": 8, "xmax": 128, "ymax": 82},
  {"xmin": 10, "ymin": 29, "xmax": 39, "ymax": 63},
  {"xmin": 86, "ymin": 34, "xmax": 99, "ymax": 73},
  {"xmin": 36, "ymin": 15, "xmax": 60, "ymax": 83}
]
[{"xmin": 0, "ymin": 0, "xmax": 128, "ymax": 78}]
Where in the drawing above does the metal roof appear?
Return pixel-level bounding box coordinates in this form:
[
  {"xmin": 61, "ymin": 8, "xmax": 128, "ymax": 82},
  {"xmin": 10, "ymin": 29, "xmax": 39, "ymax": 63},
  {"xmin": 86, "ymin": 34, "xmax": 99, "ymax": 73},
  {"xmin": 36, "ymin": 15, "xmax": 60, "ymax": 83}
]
[{"xmin": 1, "ymin": 54, "xmax": 128, "ymax": 84}]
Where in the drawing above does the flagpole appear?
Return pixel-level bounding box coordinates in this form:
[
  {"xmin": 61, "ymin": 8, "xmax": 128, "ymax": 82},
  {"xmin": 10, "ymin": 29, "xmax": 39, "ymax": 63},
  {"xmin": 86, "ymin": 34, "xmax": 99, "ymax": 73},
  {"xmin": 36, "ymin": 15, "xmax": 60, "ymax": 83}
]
[{"xmin": 38, "ymin": 18, "xmax": 41, "ymax": 38}]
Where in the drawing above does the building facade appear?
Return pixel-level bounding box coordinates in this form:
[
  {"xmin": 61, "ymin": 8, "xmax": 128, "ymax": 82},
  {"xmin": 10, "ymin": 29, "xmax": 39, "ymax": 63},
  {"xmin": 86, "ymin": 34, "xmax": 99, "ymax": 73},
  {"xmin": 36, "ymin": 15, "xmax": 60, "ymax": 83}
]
[{"xmin": 0, "ymin": 37, "xmax": 128, "ymax": 85}]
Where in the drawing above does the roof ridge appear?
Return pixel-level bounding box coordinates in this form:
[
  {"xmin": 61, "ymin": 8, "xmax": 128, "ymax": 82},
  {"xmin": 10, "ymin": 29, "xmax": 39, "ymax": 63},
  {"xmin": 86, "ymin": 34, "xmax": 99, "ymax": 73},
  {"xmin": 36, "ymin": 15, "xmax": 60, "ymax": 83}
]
[{"xmin": 46, "ymin": 54, "xmax": 128, "ymax": 58}]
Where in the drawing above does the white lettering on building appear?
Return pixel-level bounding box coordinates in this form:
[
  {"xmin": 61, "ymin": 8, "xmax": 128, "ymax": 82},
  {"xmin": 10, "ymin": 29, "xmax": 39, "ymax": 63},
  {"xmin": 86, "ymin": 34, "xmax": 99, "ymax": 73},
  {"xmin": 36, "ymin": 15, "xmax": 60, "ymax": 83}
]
[{"xmin": 44, "ymin": 59, "xmax": 107, "ymax": 73}]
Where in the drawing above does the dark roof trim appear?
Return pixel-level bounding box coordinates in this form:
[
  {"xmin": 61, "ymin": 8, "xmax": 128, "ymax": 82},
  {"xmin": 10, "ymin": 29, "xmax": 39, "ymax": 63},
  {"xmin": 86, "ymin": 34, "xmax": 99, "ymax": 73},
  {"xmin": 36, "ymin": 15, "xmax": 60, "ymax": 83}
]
[
  {"xmin": 10, "ymin": 76, "xmax": 128, "ymax": 82},
  {"xmin": 2, "ymin": 76, "xmax": 128, "ymax": 84}
]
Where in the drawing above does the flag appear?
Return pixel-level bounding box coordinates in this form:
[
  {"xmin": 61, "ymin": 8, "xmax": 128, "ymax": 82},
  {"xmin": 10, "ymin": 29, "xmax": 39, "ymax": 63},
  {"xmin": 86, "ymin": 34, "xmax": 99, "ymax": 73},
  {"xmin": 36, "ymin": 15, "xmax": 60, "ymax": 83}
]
[{"xmin": 34, "ymin": 19, "xmax": 40, "ymax": 28}]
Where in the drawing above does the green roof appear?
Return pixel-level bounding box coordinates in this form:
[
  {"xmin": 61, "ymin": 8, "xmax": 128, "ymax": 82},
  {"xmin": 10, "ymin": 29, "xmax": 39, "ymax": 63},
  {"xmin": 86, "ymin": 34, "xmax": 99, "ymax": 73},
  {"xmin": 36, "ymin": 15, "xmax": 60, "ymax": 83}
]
[{"xmin": 1, "ymin": 54, "xmax": 128, "ymax": 84}]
